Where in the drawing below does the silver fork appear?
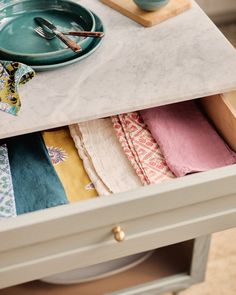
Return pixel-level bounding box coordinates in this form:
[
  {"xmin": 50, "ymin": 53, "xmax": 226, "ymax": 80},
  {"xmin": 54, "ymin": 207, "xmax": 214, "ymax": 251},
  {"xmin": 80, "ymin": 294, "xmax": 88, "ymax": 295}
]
[
  {"xmin": 34, "ymin": 26, "xmax": 104, "ymax": 40},
  {"xmin": 34, "ymin": 26, "xmax": 54, "ymax": 39}
]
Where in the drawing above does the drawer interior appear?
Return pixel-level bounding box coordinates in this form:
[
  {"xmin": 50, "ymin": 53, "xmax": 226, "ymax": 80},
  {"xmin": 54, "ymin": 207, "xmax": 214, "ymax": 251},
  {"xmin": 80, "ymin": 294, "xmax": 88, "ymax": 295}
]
[
  {"xmin": 11, "ymin": 93, "xmax": 236, "ymax": 210},
  {"xmin": 5, "ymin": 93, "xmax": 236, "ymax": 212},
  {"xmin": 0, "ymin": 240, "xmax": 193, "ymax": 295},
  {"xmin": 200, "ymin": 93, "xmax": 236, "ymax": 151}
]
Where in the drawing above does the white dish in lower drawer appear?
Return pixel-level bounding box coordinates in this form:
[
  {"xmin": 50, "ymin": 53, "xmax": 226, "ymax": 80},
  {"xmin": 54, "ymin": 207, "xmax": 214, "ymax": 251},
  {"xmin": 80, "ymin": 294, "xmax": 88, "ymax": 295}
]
[
  {"xmin": 41, "ymin": 250, "xmax": 153, "ymax": 284},
  {"xmin": 2, "ymin": 240, "xmax": 195, "ymax": 294}
]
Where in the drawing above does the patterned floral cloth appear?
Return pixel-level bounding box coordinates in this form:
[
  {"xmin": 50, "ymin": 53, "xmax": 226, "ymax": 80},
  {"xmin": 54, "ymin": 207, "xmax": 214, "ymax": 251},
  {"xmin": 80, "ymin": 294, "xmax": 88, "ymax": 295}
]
[
  {"xmin": 0, "ymin": 144, "xmax": 16, "ymax": 218},
  {"xmin": 0, "ymin": 61, "xmax": 35, "ymax": 115},
  {"xmin": 112, "ymin": 112, "xmax": 174, "ymax": 185}
]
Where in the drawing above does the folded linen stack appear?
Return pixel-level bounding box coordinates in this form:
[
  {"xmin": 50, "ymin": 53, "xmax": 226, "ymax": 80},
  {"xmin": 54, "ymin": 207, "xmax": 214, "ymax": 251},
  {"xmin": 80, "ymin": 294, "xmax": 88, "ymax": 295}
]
[
  {"xmin": 0, "ymin": 128, "xmax": 98, "ymax": 218},
  {"xmin": 68, "ymin": 100, "xmax": 236, "ymax": 201},
  {"xmin": 1, "ymin": 99, "xmax": 236, "ymax": 218}
]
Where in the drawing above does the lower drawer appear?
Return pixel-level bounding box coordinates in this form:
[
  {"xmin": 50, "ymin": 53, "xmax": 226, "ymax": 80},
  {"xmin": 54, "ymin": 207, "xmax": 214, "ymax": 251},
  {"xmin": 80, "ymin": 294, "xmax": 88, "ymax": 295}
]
[
  {"xmin": 1, "ymin": 240, "xmax": 194, "ymax": 295},
  {"xmin": 1, "ymin": 94, "xmax": 236, "ymax": 288}
]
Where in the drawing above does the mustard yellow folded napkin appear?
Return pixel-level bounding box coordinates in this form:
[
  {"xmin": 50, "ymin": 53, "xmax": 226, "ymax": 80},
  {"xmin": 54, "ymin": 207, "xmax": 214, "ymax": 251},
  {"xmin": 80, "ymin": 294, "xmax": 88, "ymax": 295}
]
[
  {"xmin": 42, "ymin": 127, "xmax": 97, "ymax": 203},
  {"xmin": 0, "ymin": 61, "xmax": 35, "ymax": 115}
]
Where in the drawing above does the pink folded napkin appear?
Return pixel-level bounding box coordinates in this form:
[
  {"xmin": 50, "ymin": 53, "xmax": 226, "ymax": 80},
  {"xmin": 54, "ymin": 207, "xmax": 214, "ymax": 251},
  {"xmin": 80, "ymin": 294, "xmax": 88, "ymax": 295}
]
[
  {"xmin": 140, "ymin": 100, "xmax": 236, "ymax": 177},
  {"xmin": 112, "ymin": 112, "xmax": 174, "ymax": 185}
]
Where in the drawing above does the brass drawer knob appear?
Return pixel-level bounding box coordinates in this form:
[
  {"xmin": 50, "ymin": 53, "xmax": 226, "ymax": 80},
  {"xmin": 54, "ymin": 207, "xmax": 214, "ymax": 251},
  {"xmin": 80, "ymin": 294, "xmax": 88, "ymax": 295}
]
[{"xmin": 113, "ymin": 226, "xmax": 125, "ymax": 242}]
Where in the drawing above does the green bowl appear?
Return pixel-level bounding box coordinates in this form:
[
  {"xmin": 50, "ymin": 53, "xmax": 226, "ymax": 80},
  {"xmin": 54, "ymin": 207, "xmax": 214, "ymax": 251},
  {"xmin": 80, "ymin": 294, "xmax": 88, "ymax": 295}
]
[
  {"xmin": 133, "ymin": 0, "xmax": 170, "ymax": 11},
  {"xmin": 0, "ymin": 0, "xmax": 96, "ymax": 65}
]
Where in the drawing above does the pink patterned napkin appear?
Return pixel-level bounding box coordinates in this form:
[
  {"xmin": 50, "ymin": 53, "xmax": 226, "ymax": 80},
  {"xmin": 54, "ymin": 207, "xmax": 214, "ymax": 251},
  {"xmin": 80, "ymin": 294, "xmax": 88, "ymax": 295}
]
[
  {"xmin": 112, "ymin": 112, "xmax": 174, "ymax": 185},
  {"xmin": 140, "ymin": 100, "xmax": 236, "ymax": 177}
]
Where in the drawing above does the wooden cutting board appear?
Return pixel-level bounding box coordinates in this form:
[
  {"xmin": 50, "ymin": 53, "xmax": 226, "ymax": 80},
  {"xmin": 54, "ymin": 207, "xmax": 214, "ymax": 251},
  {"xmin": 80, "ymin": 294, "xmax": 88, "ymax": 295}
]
[{"xmin": 100, "ymin": 0, "xmax": 192, "ymax": 27}]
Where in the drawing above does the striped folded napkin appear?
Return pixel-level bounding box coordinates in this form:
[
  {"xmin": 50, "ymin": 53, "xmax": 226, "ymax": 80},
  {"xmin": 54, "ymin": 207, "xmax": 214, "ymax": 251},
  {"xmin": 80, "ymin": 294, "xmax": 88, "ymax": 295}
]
[{"xmin": 112, "ymin": 112, "xmax": 175, "ymax": 185}]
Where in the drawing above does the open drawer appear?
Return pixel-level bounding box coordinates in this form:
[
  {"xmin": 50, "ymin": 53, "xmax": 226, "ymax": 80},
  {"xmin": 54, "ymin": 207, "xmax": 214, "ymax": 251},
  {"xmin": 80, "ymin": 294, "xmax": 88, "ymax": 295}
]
[
  {"xmin": 1, "ymin": 94, "xmax": 236, "ymax": 288},
  {"xmin": 1, "ymin": 0, "xmax": 236, "ymax": 290}
]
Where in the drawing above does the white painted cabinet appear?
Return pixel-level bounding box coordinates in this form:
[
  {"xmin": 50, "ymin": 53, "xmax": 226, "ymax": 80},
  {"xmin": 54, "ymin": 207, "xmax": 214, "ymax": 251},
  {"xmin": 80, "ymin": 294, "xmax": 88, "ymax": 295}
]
[{"xmin": 1, "ymin": 0, "xmax": 236, "ymax": 292}]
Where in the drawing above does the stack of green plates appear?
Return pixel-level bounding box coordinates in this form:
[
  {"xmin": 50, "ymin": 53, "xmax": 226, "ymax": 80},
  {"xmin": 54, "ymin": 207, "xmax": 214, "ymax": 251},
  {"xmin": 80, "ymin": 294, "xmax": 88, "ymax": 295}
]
[{"xmin": 0, "ymin": 0, "xmax": 105, "ymax": 71}]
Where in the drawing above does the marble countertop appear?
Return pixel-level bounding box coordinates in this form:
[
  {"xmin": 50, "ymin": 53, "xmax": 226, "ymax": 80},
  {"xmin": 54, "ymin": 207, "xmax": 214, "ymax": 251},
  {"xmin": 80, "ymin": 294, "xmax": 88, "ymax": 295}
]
[{"xmin": 1, "ymin": 0, "xmax": 236, "ymax": 138}]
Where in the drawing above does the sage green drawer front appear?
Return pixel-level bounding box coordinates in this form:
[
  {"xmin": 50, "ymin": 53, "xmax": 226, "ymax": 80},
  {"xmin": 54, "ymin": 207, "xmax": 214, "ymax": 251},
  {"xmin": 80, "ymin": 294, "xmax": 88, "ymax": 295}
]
[{"xmin": 1, "ymin": 165, "xmax": 236, "ymax": 288}]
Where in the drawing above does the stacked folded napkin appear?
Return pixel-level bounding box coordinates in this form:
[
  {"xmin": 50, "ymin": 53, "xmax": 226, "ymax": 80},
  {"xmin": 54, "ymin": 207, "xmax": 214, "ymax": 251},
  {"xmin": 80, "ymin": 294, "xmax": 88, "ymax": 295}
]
[
  {"xmin": 42, "ymin": 127, "xmax": 97, "ymax": 203},
  {"xmin": 70, "ymin": 124, "xmax": 110, "ymax": 195},
  {"xmin": 112, "ymin": 112, "xmax": 174, "ymax": 184},
  {"xmin": 0, "ymin": 61, "xmax": 35, "ymax": 115},
  {"xmin": 140, "ymin": 100, "xmax": 236, "ymax": 177},
  {"xmin": 6, "ymin": 133, "xmax": 68, "ymax": 215},
  {"xmin": 70, "ymin": 118, "xmax": 142, "ymax": 195},
  {"xmin": 0, "ymin": 144, "xmax": 16, "ymax": 218}
]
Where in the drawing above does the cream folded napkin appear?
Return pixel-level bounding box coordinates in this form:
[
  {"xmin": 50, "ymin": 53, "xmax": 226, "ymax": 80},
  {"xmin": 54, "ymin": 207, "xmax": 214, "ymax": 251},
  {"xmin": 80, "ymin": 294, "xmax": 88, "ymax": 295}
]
[{"xmin": 69, "ymin": 118, "xmax": 142, "ymax": 195}]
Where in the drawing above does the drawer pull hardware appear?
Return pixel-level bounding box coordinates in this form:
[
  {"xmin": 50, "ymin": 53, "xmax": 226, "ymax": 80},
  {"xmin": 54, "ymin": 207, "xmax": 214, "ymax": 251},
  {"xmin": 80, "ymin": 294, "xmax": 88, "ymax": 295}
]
[{"xmin": 113, "ymin": 226, "xmax": 125, "ymax": 242}]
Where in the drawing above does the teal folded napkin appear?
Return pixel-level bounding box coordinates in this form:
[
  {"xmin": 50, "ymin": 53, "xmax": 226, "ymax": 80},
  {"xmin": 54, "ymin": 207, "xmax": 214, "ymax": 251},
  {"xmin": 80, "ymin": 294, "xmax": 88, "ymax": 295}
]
[
  {"xmin": 0, "ymin": 61, "xmax": 35, "ymax": 115},
  {"xmin": 6, "ymin": 133, "xmax": 68, "ymax": 215},
  {"xmin": 0, "ymin": 144, "xmax": 16, "ymax": 218}
]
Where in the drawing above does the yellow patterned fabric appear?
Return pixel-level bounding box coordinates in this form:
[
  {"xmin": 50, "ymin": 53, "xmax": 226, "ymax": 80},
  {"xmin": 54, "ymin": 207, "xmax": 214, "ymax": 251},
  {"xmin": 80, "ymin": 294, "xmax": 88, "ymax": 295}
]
[
  {"xmin": 0, "ymin": 61, "xmax": 35, "ymax": 115},
  {"xmin": 42, "ymin": 127, "xmax": 97, "ymax": 203}
]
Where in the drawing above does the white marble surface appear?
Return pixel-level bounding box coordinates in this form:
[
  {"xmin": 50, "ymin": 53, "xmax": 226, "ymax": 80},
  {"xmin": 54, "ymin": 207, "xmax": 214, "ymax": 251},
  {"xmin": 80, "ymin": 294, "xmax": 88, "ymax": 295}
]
[{"xmin": 1, "ymin": 0, "xmax": 236, "ymax": 138}]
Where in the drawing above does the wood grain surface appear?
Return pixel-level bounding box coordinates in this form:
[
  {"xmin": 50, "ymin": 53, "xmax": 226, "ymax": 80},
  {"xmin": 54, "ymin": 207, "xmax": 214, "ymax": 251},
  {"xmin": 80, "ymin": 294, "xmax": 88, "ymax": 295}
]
[
  {"xmin": 100, "ymin": 0, "xmax": 192, "ymax": 27},
  {"xmin": 201, "ymin": 93, "xmax": 236, "ymax": 152}
]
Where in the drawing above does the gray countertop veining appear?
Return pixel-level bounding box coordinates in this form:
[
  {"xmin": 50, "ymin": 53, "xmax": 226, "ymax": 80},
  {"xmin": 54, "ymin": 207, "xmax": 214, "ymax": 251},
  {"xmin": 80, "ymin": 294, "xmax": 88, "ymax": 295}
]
[{"xmin": 1, "ymin": 0, "xmax": 236, "ymax": 138}]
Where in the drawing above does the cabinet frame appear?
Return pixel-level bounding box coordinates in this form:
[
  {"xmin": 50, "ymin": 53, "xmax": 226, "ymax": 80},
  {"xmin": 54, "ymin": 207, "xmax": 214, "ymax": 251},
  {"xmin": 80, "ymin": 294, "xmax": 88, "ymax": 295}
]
[
  {"xmin": 1, "ymin": 164, "xmax": 235, "ymax": 288},
  {"xmin": 110, "ymin": 236, "xmax": 211, "ymax": 295}
]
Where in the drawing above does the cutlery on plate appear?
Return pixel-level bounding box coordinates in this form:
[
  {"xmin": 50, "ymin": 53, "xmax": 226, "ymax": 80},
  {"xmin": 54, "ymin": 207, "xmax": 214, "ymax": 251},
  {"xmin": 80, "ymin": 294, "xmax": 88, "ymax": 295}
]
[
  {"xmin": 34, "ymin": 26, "xmax": 104, "ymax": 40},
  {"xmin": 66, "ymin": 31, "xmax": 104, "ymax": 38},
  {"xmin": 34, "ymin": 17, "xmax": 82, "ymax": 53}
]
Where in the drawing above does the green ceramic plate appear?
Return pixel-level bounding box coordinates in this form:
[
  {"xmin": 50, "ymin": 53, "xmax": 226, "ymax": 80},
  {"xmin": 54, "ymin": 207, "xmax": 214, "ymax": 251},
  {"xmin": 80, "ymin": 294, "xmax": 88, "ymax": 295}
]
[
  {"xmin": 0, "ymin": 0, "xmax": 96, "ymax": 65},
  {"xmin": 0, "ymin": 12, "xmax": 104, "ymax": 71}
]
